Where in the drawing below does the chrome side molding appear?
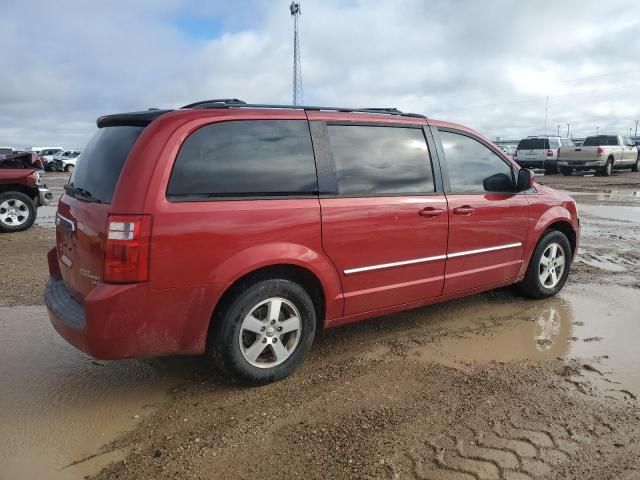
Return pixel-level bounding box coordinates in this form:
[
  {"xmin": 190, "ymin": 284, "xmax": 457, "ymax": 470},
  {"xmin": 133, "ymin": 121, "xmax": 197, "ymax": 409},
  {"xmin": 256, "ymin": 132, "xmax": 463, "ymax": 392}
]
[{"xmin": 344, "ymin": 242, "xmax": 522, "ymax": 275}]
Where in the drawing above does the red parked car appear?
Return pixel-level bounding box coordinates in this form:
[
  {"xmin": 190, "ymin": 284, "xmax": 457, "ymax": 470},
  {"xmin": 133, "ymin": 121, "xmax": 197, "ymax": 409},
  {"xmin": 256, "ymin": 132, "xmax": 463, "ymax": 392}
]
[
  {"xmin": 1, "ymin": 152, "xmax": 51, "ymax": 232},
  {"xmin": 45, "ymin": 100, "xmax": 579, "ymax": 384}
]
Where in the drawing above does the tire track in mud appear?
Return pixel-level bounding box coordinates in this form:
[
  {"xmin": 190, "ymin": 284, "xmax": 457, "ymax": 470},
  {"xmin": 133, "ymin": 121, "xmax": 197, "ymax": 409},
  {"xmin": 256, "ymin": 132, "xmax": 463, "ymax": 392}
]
[{"xmin": 388, "ymin": 410, "xmax": 628, "ymax": 480}]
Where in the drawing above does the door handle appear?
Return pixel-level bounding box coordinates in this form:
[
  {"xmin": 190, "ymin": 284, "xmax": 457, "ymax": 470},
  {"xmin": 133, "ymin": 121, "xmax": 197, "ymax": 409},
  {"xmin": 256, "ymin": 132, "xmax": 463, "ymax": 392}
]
[
  {"xmin": 418, "ymin": 207, "xmax": 444, "ymax": 218},
  {"xmin": 453, "ymin": 205, "xmax": 475, "ymax": 216}
]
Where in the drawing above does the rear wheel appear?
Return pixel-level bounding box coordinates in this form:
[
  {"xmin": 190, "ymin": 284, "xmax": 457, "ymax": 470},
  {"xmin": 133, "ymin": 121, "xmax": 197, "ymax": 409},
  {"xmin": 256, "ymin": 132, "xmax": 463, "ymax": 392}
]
[
  {"xmin": 560, "ymin": 167, "xmax": 573, "ymax": 176},
  {"xmin": 518, "ymin": 230, "xmax": 572, "ymax": 299},
  {"xmin": 209, "ymin": 278, "xmax": 316, "ymax": 385},
  {"xmin": 599, "ymin": 158, "xmax": 613, "ymax": 177},
  {"xmin": 632, "ymin": 156, "xmax": 640, "ymax": 172},
  {"xmin": 0, "ymin": 191, "xmax": 36, "ymax": 233}
]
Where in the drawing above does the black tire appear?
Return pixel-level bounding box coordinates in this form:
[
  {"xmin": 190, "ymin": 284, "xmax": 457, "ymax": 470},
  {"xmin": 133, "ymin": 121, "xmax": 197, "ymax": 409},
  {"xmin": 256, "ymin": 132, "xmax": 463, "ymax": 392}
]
[
  {"xmin": 632, "ymin": 156, "xmax": 640, "ymax": 172},
  {"xmin": 209, "ymin": 278, "xmax": 316, "ymax": 385},
  {"xmin": 544, "ymin": 165, "xmax": 558, "ymax": 175},
  {"xmin": 65, "ymin": 164, "xmax": 74, "ymax": 173},
  {"xmin": 599, "ymin": 158, "xmax": 613, "ymax": 177},
  {"xmin": 560, "ymin": 167, "xmax": 573, "ymax": 176},
  {"xmin": 518, "ymin": 230, "xmax": 572, "ymax": 299},
  {"xmin": 0, "ymin": 191, "xmax": 37, "ymax": 233}
]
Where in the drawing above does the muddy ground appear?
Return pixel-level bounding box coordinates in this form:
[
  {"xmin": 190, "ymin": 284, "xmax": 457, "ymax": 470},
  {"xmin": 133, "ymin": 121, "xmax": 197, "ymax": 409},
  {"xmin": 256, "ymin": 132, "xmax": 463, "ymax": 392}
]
[{"xmin": 1, "ymin": 171, "xmax": 640, "ymax": 480}]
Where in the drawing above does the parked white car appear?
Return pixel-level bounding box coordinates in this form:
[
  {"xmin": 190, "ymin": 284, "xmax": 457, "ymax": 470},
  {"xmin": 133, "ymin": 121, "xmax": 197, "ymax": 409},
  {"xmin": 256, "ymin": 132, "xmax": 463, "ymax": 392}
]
[
  {"xmin": 514, "ymin": 136, "xmax": 574, "ymax": 174},
  {"xmin": 49, "ymin": 150, "xmax": 81, "ymax": 172}
]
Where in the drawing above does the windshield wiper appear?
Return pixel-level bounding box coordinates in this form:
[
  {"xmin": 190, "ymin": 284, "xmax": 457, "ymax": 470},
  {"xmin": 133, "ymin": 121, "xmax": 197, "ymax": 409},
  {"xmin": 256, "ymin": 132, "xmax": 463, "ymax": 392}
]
[{"xmin": 66, "ymin": 184, "xmax": 102, "ymax": 203}]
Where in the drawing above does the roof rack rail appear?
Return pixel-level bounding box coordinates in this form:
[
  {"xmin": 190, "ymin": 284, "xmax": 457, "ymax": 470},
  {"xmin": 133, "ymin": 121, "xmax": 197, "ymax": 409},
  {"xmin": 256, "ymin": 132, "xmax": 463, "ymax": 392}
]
[
  {"xmin": 181, "ymin": 102, "xmax": 426, "ymax": 119},
  {"xmin": 182, "ymin": 99, "xmax": 247, "ymax": 108}
]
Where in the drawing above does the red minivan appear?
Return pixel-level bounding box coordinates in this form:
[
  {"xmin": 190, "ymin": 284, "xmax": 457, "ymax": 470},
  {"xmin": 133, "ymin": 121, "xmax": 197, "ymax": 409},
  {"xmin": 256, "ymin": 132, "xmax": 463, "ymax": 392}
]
[{"xmin": 45, "ymin": 100, "xmax": 579, "ymax": 384}]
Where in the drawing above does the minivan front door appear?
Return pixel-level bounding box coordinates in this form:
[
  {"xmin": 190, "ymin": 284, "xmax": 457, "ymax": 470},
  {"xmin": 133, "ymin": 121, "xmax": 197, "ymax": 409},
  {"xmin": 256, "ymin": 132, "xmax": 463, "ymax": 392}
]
[
  {"xmin": 436, "ymin": 128, "xmax": 529, "ymax": 295},
  {"xmin": 311, "ymin": 119, "xmax": 448, "ymax": 317}
]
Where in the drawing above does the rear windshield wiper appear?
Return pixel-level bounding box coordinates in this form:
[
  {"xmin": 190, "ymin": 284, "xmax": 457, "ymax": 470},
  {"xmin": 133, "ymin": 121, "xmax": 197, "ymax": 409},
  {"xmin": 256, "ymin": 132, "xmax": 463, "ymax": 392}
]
[{"xmin": 65, "ymin": 184, "xmax": 102, "ymax": 203}]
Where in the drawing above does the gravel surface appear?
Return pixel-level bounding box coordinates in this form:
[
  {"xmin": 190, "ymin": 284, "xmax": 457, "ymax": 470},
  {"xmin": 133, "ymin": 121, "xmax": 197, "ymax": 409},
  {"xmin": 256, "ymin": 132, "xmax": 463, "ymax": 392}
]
[{"xmin": 1, "ymin": 170, "xmax": 639, "ymax": 480}]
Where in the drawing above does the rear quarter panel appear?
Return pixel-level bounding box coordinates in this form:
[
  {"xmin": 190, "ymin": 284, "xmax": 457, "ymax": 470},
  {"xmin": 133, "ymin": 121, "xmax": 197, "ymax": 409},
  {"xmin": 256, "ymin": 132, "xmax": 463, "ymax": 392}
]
[{"xmin": 130, "ymin": 110, "xmax": 344, "ymax": 325}]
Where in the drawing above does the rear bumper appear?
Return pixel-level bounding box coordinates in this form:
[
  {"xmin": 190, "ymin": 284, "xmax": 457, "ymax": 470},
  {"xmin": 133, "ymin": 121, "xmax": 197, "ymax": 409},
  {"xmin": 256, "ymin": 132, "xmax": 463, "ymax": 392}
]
[
  {"xmin": 45, "ymin": 278, "xmax": 90, "ymax": 354},
  {"xmin": 557, "ymin": 159, "xmax": 605, "ymax": 168},
  {"xmin": 516, "ymin": 159, "xmax": 555, "ymax": 168},
  {"xmin": 44, "ymin": 253, "xmax": 226, "ymax": 360}
]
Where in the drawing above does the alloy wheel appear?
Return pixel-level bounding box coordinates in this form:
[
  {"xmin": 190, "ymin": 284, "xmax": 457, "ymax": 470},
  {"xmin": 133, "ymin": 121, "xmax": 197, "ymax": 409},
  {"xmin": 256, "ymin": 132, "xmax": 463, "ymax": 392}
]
[
  {"xmin": 0, "ymin": 198, "xmax": 29, "ymax": 227},
  {"xmin": 539, "ymin": 243, "xmax": 566, "ymax": 289},
  {"xmin": 238, "ymin": 297, "xmax": 302, "ymax": 368}
]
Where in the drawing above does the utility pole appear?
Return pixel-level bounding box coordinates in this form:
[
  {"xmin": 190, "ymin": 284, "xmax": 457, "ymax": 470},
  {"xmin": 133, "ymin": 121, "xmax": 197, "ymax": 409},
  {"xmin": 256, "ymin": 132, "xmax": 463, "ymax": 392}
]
[
  {"xmin": 566, "ymin": 123, "xmax": 570, "ymax": 138},
  {"xmin": 290, "ymin": 2, "xmax": 303, "ymax": 105},
  {"xmin": 635, "ymin": 119, "xmax": 639, "ymax": 137},
  {"xmin": 596, "ymin": 126, "xmax": 599, "ymax": 135},
  {"xmin": 544, "ymin": 96, "xmax": 549, "ymax": 133},
  {"xmin": 557, "ymin": 124, "xmax": 560, "ymax": 136}
]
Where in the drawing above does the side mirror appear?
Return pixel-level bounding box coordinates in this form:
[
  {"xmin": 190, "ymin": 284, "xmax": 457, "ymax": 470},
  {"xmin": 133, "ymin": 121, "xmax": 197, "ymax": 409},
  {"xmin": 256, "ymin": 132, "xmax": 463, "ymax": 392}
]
[
  {"xmin": 483, "ymin": 172, "xmax": 514, "ymax": 192},
  {"xmin": 516, "ymin": 168, "xmax": 535, "ymax": 192}
]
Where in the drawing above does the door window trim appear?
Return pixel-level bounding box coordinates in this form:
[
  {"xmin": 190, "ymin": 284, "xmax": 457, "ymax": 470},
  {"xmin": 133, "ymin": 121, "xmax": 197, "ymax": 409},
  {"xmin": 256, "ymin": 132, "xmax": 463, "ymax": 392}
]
[
  {"xmin": 309, "ymin": 121, "xmax": 444, "ymax": 197},
  {"xmin": 433, "ymin": 127, "xmax": 521, "ymax": 195}
]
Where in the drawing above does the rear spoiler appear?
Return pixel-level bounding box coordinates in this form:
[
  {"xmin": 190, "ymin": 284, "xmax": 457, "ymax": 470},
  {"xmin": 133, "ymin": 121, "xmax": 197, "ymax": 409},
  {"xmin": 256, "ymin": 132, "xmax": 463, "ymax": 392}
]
[{"xmin": 97, "ymin": 109, "xmax": 173, "ymax": 128}]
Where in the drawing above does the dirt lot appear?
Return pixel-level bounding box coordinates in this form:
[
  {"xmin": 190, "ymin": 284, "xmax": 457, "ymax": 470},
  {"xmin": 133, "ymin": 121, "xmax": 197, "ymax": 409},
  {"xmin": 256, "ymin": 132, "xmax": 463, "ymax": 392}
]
[{"xmin": 1, "ymin": 171, "xmax": 640, "ymax": 480}]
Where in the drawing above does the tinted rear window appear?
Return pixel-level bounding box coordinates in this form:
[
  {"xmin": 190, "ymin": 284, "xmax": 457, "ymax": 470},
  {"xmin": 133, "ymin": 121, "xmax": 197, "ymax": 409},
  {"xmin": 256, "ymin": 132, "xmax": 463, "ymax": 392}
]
[
  {"xmin": 68, "ymin": 126, "xmax": 144, "ymax": 203},
  {"xmin": 583, "ymin": 135, "xmax": 618, "ymax": 146},
  {"xmin": 327, "ymin": 125, "xmax": 434, "ymax": 195},
  {"xmin": 167, "ymin": 120, "xmax": 317, "ymax": 198},
  {"xmin": 517, "ymin": 138, "xmax": 549, "ymax": 150}
]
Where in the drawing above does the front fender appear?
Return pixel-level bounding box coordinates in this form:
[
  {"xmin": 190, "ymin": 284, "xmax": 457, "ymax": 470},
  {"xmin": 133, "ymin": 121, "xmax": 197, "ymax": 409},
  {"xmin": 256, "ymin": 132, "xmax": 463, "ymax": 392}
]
[
  {"xmin": 211, "ymin": 242, "xmax": 344, "ymax": 322},
  {"xmin": 519, "ymin": 205, "xmax": 578, "ymax": 277}
]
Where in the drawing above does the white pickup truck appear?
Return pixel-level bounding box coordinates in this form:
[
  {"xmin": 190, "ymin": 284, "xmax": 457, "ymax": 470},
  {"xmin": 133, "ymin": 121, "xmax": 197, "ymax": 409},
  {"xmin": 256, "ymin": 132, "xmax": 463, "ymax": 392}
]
[{"xmin": 557, "ymin": 134, "xmax": 639, "ymax": 176}]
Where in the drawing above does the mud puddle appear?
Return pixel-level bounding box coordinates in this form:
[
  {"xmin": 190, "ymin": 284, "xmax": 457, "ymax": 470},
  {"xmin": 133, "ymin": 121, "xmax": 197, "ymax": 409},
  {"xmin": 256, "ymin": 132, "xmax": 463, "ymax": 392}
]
[
  {"xmin": 578, "ymin": 203, "xmax": 640, "ymax": 223},
  {"xmin": 0, "ymin": 306, "xmax": 196, "ymax": 480},
  {"xmin": 360, "ymin": 283, "xmax": 640, "ymax": 400}
]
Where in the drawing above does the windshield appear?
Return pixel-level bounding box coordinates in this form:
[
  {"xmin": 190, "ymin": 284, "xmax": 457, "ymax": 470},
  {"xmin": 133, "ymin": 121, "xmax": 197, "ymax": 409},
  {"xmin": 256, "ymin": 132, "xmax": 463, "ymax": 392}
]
[
  {"xmin": 583, "ymin": 135, "xmax": 618, "ymax": 146},
  {"xmin": 68, "ymin": 126, "xmax": 144, "ymax": 203}
]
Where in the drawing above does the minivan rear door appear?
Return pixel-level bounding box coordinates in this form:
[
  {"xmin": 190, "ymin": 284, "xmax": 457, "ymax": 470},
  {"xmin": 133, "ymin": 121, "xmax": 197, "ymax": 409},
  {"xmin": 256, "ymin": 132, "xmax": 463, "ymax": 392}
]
[
  {"xmin": 308, "ymin": 116, "xmax": 448, "ymax": 317},
  {"xmin": 56, "ymin": 125, "xmax": 145, "ymax": 301}
]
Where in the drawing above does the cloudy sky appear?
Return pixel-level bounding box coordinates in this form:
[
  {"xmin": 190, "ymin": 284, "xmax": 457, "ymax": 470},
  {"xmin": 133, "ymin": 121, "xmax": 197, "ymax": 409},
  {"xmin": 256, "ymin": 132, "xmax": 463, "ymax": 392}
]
[{"xmin": 2, "ymin": 0, "xmax": 640, "ymax": 148}]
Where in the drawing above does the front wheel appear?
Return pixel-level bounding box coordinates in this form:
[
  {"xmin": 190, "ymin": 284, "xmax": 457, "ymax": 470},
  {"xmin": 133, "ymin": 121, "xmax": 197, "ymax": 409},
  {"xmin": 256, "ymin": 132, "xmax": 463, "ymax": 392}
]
[
  {"xmin": 0, "ymin": 192, "xmax": 37, "ymax": 233},
  {"xmin": 65, "ymin": 164, "xmax": 74, "ymax": 173},
  {"xmin": 209, "ymin": 278, "xmax": 317, "ymax": 385},
  {"xmin": 560, "ymin": 167, "xmax": 573, "ymax": 176},
  {"xmin": 518, "ymin": 230, "xmax": 572, "ymax": 299}
]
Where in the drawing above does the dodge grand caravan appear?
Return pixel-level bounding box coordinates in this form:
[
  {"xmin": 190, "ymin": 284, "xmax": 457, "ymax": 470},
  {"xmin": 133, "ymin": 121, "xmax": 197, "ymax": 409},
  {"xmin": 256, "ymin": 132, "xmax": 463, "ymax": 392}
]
[{"xmin": 45, "ymin": 99, "xmax": 579, "ymax": 384}]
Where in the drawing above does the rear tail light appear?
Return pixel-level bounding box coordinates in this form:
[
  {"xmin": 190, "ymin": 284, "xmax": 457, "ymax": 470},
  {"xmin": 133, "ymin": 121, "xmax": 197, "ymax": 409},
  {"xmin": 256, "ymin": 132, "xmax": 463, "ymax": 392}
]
[
  {"xmin": 546, "ymin": 149, "xmax": 553, "ymax": 157},
  {"xmin": 104, "ymin": 214, "xmax": 152, "ymax": 283},
  {"xmin": 596, "ymin": 146, "xmax": 604, "ymax": 155},
  {"xmin": 557, "ymin": 148, "xmax": 561, "ymax": 156}
]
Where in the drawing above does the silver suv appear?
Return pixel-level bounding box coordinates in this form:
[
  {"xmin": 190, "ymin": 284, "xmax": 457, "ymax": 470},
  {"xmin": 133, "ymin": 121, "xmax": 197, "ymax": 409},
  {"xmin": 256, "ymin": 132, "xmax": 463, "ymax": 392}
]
[{"xmin": 514, "ymin": 136, "xmax": 574, "ymax": 174}]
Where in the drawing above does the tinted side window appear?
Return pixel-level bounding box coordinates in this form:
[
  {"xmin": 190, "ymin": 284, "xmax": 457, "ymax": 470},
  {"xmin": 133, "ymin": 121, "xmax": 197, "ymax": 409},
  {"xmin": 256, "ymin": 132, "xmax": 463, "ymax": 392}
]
[
  {"xmin": 327, "ymin": 125, "xmax": 434, "ymax": 195},
  {"xmin": 167, "ymin": 120, "xmax": 317, "ymax": 198},
  {"xmin": 440, "ymin": 130, "xmax": 514, "ymax": 193}
]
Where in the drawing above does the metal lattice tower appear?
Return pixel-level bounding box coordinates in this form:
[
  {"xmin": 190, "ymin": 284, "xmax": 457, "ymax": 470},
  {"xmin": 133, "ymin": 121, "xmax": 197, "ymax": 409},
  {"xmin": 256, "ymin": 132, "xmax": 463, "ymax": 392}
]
[{"xmin": 290, "ymin": 2, "xmax": 303, "ymax": 105}]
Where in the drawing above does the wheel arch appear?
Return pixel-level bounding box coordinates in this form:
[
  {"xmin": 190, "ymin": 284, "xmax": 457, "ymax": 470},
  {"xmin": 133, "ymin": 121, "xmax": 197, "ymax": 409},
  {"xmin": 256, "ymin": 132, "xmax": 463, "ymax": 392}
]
[
  {"xmin": 207, "ymin": 263, "xmax": 330, "ymax": 349},
  {"xmin": 520, "ymin": 207, "xmax": 579, "ymax": 277},
  {"xmin": 0, "ymin": 184, "xmax": 38, "ymax": 200}
]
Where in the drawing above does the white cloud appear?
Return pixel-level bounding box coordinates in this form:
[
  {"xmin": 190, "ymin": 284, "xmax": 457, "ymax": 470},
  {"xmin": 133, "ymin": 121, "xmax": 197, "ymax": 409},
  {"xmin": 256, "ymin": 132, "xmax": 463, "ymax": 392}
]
[{"xmin": 1, "ymin": 0, "xmax": 640, "ymax": 148}]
